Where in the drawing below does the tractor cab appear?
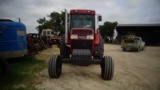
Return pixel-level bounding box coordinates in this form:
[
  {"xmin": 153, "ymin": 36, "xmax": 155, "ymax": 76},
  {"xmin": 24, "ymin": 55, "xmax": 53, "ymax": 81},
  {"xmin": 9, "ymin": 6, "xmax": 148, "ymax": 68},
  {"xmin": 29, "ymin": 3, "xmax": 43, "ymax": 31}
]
[
  {"xmin": 70, "ymin": 12, "xmax": 96, "ymax": 29},
  {"xmin": 65, "ymin": 9, "xmax": 103, "ymax": 54},
  {"xmin": 69, "ymin": 10, "xmax": 102, "ymax": 29}
]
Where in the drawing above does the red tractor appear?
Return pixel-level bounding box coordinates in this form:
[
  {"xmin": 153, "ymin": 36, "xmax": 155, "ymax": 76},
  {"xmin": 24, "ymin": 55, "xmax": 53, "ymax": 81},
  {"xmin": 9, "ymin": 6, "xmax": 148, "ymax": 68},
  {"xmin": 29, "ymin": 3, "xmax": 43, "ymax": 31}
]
[{"xmin": 48, "ymin": 9, "xmax": 114, "ymax": 80}]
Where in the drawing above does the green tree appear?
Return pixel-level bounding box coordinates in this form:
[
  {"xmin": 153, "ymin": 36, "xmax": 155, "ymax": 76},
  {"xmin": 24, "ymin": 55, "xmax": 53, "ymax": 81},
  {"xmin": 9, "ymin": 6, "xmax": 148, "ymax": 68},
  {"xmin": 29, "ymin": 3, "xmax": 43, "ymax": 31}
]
[
  {"xmin": 36, "ymin": 11, "xmax": 65, "ymax": 35},
  {"xmin": 99, "ymin": 21, "xmax": 118, "ymax": 38}
]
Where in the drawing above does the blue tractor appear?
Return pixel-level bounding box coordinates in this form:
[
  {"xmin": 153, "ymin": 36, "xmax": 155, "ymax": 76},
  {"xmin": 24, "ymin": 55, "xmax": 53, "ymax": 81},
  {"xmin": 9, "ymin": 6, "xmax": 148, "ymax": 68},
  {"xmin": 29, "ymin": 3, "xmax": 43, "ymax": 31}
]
[{"xmin": 0, "ymin": 19, "xmax": 27, "ymax": 73}]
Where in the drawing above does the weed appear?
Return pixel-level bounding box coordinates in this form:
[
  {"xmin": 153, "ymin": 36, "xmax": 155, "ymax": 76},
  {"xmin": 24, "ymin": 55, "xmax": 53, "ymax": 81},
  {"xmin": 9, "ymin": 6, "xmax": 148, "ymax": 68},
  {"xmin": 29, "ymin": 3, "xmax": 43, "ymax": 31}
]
[{"xmin": 0, "ymin": 56, "xmax": 46, "ymax": 90}]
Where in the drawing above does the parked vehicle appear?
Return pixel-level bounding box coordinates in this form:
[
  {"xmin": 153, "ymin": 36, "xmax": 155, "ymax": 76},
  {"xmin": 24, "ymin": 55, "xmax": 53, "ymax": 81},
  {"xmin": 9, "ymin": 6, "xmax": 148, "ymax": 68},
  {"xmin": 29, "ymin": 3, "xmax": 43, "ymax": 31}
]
[
  {"xmin": 0, "ymin": 19, "xmax": 27, "ymax": 58},
  {"xmin": 0, "ymin": 19, "xmax": 27, "ymax": 73},
  {"xmin": 41, "ymin": 29, "xmax": 61, "ymax": 46},
  {"xmin": 48, "ymin": 9, "xmax": 114, "ymax": 80},
  {"xmin": 121, "ymin": 35, "xmax": 145, "ymax": 52}
]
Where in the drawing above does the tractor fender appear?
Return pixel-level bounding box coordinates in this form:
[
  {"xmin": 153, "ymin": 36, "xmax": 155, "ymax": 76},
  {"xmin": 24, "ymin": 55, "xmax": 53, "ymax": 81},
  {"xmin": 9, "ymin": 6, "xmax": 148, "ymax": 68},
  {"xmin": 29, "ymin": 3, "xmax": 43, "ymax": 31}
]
[{"xmin": 94, "ymin": 32, "xmax": 100, "ymax": 45}]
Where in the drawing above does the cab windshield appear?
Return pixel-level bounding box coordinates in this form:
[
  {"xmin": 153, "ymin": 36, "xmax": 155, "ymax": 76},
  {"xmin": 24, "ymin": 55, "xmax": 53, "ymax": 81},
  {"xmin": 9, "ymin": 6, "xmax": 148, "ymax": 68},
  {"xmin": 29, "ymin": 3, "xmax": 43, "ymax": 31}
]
[{"xmin": 70, "ymin": 15, "xmax": 95, "ymax": 30}]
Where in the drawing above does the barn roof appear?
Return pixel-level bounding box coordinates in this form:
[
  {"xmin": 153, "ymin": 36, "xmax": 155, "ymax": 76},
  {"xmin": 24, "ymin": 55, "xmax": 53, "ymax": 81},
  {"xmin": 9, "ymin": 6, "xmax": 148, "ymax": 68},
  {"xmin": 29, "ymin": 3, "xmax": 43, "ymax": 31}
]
[{"xmin": 117, "ymin": 24, "xmax": 160, "ymax": 27}]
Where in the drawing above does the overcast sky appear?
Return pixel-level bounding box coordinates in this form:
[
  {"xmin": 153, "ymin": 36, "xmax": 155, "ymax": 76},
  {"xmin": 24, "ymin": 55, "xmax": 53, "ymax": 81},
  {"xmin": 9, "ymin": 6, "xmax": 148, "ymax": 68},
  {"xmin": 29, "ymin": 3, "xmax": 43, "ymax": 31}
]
[{"xmin": 0, "ymin": 0, "xmax": 160, "ymax": 33}]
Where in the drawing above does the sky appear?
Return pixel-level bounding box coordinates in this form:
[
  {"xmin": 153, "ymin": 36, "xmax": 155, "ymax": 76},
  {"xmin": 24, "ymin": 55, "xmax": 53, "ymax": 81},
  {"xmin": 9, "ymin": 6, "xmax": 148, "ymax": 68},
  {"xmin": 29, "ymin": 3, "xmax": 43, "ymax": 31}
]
[{"xmin": 0, "ymin": 0, "xmax": 160, "ymax": 33}]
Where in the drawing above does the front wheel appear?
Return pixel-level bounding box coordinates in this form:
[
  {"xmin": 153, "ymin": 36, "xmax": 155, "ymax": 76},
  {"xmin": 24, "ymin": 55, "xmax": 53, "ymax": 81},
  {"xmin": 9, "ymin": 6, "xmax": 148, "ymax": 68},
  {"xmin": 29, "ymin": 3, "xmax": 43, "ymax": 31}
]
[
  {"xmin": 48, "ymin": 54, "xmax": 62, "ymax": 78},
  {"xmin": 101, "ymin": 56, "xmax": 114, "ymax": 80},
  {"xmin": 137, "ymin": 47, "xmax": 140, "ymax": 52}
]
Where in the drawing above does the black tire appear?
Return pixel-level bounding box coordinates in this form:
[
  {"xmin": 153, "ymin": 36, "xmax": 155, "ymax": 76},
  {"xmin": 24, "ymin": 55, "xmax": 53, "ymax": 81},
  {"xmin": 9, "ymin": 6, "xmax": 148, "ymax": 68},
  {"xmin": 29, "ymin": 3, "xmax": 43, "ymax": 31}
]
[
  {"xmin": 123, "ymin": 48, "xmax": 126, "ymax": 51},
  {"xmin": 101, "ymin": 56, "xmax": 114, "ymax": 80},
  {"xmin": 60, "ymin": 36, "xmax": 69, "ymax": 58},
  {"xmin": 0, "ymin": 57, "xmax": 9, "ymax": 74},
  {"xmin": 137, "ymin": 47, "xmax": 140, "ymax": 52},
  {"xmin": 48, "ymin": 54, "xmax": 62, "ymax": 78},
  {"xmin": 93, "ymin": 35, "xmax": 104, "ymax": 59}
]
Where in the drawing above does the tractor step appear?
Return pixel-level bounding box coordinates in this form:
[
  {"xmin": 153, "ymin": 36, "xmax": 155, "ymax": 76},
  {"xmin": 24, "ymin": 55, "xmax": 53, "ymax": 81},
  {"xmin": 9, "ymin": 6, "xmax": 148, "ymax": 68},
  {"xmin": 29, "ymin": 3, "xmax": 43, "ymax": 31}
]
[{"xmin": 71, "ymin": 49, "xmax": 91, "ymax": 66}]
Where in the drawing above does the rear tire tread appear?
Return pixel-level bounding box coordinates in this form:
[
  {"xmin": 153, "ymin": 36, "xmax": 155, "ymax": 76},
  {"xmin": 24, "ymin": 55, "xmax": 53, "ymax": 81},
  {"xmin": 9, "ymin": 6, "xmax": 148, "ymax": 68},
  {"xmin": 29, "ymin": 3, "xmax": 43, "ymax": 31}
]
[
  {"xmin": 93, "ymin": 35, "xmax": 104, "ymax": 59},
  {"xmin": 60, "ymin": 36, "xmax": 69, "ymax": 58}
]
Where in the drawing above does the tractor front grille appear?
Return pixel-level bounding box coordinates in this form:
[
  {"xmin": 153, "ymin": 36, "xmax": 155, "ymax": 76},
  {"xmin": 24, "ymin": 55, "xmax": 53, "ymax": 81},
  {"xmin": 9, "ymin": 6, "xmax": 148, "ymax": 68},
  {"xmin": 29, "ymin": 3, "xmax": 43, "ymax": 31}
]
[
  {"xmin": 71, "ymin": 40, "xmax": 92, "ymax": 49},
  {"xmin": 72, "ymin": 30, "xmax": 92, "ymax": 34}
]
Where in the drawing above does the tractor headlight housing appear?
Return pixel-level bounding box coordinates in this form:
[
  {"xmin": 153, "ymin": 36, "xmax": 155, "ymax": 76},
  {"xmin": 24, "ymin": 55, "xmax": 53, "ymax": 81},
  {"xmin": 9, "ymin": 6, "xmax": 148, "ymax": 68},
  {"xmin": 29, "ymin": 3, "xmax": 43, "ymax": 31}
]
[
  {"xmin": 86, "ymin": 35, "xmax": 94, "ymax": 39},
  {"xmin": 71, "ymin": 35, "xmax": 78, "ymax": 39}
]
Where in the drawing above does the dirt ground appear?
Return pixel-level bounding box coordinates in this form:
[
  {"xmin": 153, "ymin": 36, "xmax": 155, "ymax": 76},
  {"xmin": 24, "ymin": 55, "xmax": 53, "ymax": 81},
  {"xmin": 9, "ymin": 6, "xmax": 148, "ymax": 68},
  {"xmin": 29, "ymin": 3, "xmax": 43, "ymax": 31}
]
[{"xmin": 35, "ymin": 44, "xmax": 160, "ymax": 90}]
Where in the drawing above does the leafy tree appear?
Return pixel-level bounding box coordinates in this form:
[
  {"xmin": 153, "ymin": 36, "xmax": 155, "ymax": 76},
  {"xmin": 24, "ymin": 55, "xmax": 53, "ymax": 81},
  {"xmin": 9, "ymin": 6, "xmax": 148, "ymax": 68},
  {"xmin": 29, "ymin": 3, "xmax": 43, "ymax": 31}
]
[
  {"xmin": 36, "ymin": 11, "xmax": 65, "ymax": 35},
  {"xmin": 99, "ymin": 21, "xmax": 118, "ymax": 38}
]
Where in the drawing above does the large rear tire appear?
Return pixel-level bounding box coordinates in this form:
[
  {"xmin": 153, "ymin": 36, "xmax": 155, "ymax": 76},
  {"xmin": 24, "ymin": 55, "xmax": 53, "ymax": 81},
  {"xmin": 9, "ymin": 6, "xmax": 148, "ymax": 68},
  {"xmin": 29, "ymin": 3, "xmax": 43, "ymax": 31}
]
[
  {"xmin": 60, "ymin": 36, "xmax": 69, "ymax": 58},
  {"xmin": 48, "ymin": 54, "xmax": 62, "ymax": 78},
  {"xmin": 93, "ymin": 35, "xmax": 104, "ymax": 59},
  {"xmin": 101, "ymin": 56, "xmax": 114, "ymax": 80}
]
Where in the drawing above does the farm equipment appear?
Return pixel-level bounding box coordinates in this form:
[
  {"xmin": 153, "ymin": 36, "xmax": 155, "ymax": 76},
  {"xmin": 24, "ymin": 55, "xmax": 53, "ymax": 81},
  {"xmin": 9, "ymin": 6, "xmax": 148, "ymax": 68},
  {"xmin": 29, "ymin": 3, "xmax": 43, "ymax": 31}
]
[
  {"xmin": 30, "ymin": 33, "xmax": 48, "ymax": 49},
  {"xmin": 27, "ymin": 34, "xmax": 39, "ymax": 54},
  {"xmin": 121, "ymin": 35, "xmax": 145, "ymax": 52},
  {"xmin": 0, "ymin": 19, "xmax": 27, "ymax": 73},
  {"xmin": 0, "ymin": 19, "xmax": 27, "ymax": 58},
  {"xmin": 48, "ymin": 9, "xmax": 114, "ymax": 80},
  {"xmin": 41, "ymin": 29, "xmax": 61, "ymax": 46},
  {"xmin": 41, "ymin": 35, "xmax": 52, "ymax": 48},
  {"xmin": 41, "ymin": 29, "xmax": 53, "ymax": 46},
  {"xmin": 27, "ymin": 33, "xmax": 44, "ymax": 54},
  {"xmin": 51, "ymin": 36, "xmax": 61, "ymax": 47}
]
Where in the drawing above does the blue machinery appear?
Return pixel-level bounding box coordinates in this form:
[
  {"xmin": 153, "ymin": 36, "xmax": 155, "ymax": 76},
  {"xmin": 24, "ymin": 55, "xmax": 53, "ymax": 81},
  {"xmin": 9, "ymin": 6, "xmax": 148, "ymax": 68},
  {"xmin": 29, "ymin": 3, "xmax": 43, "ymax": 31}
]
[{"xmin": 0, "ymin": 19, "xmax": 27, "ymax": 58}]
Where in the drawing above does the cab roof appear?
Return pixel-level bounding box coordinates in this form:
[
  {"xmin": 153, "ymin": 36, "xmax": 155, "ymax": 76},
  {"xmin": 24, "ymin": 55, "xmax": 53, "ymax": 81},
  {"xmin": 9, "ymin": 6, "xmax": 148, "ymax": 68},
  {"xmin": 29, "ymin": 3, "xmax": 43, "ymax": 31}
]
[{"xmin": 70, "ymin": 9, "xmax": 95, "ymax": 15}]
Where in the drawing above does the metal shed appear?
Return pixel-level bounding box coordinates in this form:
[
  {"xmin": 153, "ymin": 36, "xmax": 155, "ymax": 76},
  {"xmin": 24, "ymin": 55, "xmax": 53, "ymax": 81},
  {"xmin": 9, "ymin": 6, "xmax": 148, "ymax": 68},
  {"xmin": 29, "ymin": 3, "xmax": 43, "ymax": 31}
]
[{"xmin": 116, "ymin": 24, "xmax": 160, "ymax": 46}]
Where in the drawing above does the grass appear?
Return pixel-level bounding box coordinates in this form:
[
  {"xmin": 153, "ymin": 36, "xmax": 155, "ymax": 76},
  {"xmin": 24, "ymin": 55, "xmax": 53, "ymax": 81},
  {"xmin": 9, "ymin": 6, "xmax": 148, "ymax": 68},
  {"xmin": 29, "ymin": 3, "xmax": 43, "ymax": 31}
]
[{"xmin": 0, "ymin": 56, "xmax": 46, "ymax": 90}]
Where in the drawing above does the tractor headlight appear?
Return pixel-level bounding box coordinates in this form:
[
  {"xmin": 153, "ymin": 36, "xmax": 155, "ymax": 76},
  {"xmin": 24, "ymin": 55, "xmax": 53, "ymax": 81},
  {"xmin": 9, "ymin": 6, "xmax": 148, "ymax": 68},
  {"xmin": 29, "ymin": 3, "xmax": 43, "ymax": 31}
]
[
  {"xmin": 86, "ymin": 35, "xmax": 94, "ymax": 39},
  {"xmin": 71, "ymin": 35, "xmax": 78, "ymax": 39}
]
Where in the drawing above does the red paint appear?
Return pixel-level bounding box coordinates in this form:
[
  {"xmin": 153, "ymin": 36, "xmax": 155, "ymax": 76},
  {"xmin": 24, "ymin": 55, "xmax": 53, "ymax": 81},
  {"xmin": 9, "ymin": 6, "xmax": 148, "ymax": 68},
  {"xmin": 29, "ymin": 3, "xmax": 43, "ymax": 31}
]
[
  {"xmin": 70, "ymin": 9, "xmax": 96, "ymax": 15},
  {"xmin": 69, "ymin": 28, "xmax": 95, "ymax": 54},
  {"xmin": 91, "ymin": 39, "xmax": 95, "ymax": 54},
  {"xmin": 94, "ymin": 30, "xmax": 100, "ymax": 45},
  {"xmin": 70, "ymin": 28, "xmax": 93, "ymax": 34}
]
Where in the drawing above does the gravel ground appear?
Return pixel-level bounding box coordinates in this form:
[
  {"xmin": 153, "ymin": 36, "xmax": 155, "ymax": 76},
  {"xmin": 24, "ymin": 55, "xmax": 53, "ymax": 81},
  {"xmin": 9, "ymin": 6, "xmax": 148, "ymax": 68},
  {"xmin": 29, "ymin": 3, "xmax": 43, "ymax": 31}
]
[{"xmin": 35, "ymin": 44, "xmax": 160, "ymax": 90}]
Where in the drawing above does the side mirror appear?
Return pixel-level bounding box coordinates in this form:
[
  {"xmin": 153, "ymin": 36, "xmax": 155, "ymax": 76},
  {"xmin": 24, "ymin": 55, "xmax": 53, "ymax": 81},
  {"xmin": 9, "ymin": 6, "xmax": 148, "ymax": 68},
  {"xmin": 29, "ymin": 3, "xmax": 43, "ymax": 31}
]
[{"xmin": 98, "ymin": 15, "xmax": 102, "ymax": 21}]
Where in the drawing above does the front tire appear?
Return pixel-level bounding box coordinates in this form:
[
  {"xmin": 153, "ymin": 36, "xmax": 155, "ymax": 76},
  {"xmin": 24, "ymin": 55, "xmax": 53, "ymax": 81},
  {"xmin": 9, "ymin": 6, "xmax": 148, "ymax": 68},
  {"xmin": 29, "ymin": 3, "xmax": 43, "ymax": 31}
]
[
  {"xmin": 137, "ymin": 47, "xmax": 140, "ymax": 52},
  {"xmin": 101, "ymin": 56, "xmax": 114, "ymax": 80},
  {"xmin": 48, "ymin": 54, "xmax": 62, "ymax": 78}
]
